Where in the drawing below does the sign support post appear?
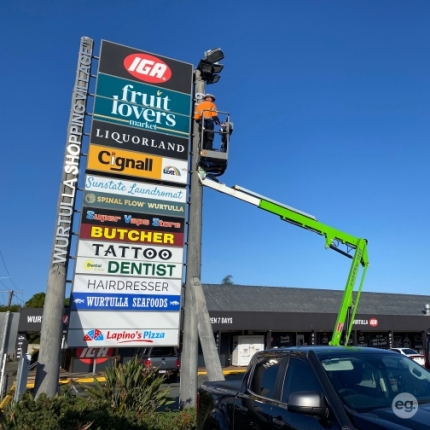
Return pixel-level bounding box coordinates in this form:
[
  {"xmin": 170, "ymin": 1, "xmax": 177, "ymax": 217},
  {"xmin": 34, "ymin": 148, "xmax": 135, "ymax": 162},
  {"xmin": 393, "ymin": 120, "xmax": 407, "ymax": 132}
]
[
  {"xmin": 34, "ymin": 37, "xmax": 94, "ymax": 397},
  {"xmin": 179, "ymin": 70, "xmax": 204, "ymax": 408}
]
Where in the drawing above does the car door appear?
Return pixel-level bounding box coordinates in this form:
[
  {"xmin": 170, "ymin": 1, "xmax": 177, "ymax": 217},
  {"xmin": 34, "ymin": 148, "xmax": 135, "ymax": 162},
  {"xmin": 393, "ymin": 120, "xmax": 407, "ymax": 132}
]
[
  {"xmin": 268, "ymin": 357, "xmax": 341, "ymax": 430},
  {"xmin": 233, "ymin": 354, "xmax": 287, "ymax": 430}
]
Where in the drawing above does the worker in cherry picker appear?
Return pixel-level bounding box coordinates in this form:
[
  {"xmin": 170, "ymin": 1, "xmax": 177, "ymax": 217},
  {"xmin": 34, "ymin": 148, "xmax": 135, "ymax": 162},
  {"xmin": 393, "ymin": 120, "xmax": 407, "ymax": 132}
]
[{"xmin": 194, "ymin": 94, "xmax": 221, "ymax": 150}]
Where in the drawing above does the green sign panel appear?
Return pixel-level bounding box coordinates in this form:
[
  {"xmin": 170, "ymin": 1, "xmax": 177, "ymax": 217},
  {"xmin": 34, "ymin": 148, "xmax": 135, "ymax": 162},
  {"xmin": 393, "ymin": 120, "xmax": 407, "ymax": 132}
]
[
  {"xmin": 83, "ymin": 190, "xmax": 186, "ymax": 217},
  {"xmin": 93, "ymin": 73, "xmax": 191, "ymax": 138}
]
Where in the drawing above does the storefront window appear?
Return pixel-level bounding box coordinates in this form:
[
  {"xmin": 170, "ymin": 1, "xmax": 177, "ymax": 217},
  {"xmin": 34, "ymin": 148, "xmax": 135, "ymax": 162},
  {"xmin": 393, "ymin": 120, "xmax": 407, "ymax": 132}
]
[
  {"xmin": 272, "ymin": 332, "xmax": 295, "ymax": 347},
  {"xmin": 393, "ymin": 333, "xmax": 424, "ymax": 354},
  {"xmin": 317, "ymin": 332, "xmax": 331, "ymax": 345},
  {"xmin": 368, "ymin": 332, "xmax": 389, "ymax": 349}
]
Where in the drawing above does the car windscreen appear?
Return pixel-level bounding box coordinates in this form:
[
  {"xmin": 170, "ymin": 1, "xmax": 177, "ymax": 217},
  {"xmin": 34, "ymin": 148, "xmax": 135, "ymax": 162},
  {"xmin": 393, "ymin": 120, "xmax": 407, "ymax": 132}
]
[
  {"xmin": 402, "ymin": 349, "xmax": 420, "ymax": 355},
  {"xmin": 150, "ymin": 347, "xmax": 176, "ymax": 357},
  {"xmin": 317, "ymin": 352, "xmax": 430, "ymax": 412}
]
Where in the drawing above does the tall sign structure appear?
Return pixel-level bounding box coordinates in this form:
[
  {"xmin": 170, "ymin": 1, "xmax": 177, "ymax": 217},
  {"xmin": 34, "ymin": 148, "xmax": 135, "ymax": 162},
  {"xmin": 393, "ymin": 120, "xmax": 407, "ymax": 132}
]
[
  {"xmin": 68, "ymin": 40, "xmax": 193, "ymax": 349},
  {"xmin": 36, "ymin": 38, "xmax": 193, "ymax": 396}
]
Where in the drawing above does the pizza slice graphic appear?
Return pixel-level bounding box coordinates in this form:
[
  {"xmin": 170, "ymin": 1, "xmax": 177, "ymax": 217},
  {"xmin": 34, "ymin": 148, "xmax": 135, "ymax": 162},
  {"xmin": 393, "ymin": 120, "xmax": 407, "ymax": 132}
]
[
  {"xmin": 93, "ymin": 329, "xmax": 104, "ymax": 340},
  {"xmin": 83, "ymin": 329, "xmax": 104, "ymax": 341}
]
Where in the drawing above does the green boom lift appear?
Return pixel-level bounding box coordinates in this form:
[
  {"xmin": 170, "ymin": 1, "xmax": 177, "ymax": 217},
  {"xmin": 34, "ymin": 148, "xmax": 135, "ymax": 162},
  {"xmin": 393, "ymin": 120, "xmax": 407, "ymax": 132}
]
[{"xmin": 198, "ymin": 170, "xmax": 369, "ymax": 346}]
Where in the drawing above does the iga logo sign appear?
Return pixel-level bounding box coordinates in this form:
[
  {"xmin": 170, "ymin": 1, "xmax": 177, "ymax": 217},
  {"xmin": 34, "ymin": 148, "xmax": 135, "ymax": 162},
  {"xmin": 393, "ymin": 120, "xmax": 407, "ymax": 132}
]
[
  {"xmin": 369, "ymin": 318, "xmax": 378, "ymax": 327},
  {"xmin": 76, "ymin": 347, "xmax": 113, "ymax": 364},
  {"xmin": 124, "ymin": 53, "xmax": 172, "ymax": 83}
]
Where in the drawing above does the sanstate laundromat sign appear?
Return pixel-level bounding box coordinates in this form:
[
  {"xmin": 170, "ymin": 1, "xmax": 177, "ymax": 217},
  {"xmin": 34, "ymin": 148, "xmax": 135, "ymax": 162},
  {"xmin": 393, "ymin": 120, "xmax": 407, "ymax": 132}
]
[{"xmin": 83, "ymin": 174, "xmax": 187, "ymax": 217}]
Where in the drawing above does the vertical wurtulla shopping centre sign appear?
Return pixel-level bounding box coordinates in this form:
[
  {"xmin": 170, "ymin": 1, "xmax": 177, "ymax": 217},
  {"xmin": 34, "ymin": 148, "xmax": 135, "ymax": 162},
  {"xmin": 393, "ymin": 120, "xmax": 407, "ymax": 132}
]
[{"xmin": 52, "ymin": 38, "xmax": 93, "ymax": 264}]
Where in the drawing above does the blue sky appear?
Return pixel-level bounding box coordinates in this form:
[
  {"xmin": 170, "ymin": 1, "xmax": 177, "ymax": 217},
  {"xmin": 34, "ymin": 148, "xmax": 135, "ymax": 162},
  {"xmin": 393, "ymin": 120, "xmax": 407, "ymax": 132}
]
[{"xmin": 1, "ymin": 0, "xmax": 430, "ymax": 305}]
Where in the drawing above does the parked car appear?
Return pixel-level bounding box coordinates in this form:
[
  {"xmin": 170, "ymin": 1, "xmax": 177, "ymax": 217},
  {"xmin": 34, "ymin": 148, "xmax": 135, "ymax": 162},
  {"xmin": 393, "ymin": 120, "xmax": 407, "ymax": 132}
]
[
  {"xmin": 197, "ymin": 346, "xmax": 430, "ymax": 429},
  {"xmin": 390, "ymin": 347, "xmax": 425, "ymax": 366},
  {"xmin": 138, "ymin": 346, "xmax": 180, "ymax": 383}
]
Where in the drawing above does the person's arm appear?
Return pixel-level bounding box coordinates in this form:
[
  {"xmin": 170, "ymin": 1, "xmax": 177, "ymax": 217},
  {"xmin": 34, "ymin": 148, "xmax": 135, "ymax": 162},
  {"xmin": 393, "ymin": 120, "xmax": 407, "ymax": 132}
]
[{"xmin": 194, "ymin": 102, "xmax": 203, "ymax": 120}]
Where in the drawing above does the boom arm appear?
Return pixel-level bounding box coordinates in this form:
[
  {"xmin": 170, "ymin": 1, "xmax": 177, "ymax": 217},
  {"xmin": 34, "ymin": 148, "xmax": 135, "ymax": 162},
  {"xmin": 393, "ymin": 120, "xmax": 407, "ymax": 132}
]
[{"xmin": 199, "ymin": 172, "xmax": 369, "ymax": 346}]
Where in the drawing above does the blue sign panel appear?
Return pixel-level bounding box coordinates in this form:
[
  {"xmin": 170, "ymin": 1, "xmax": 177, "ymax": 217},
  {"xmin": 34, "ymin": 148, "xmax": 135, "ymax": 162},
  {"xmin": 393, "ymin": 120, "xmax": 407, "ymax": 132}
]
[{"xmin": 71, "ymin": 292, "xmax": 181, "ymax": 311}]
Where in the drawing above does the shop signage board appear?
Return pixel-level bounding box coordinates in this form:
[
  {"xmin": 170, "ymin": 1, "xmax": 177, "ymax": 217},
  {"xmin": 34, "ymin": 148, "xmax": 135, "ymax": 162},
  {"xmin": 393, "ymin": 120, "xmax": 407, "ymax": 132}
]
[
  {"xmin": 97, "ymin": 40, "xmax": 193, "ymax": 94},
  {"xmin": 69, "ymin": 311, "xmax": 180, "ymax": 329},
  {"xmin": 86, "ymin": 40, "xmax": 193, "ymax": 185},
  {"xmin": 68, "ymin": 327, "xmax": 180, "ymax": 347},
  {"xmin": 84, "ymin": 174, "xmax": 187, "ymax": 202},
  {"xmin": 76, "ymin": 240, "xmax": 184, "ymax": 263},
  {"xmin": 70, "ymin": 292, "xmax": 181, "ymax": 312},
  {"xmin": 90, "ymin": 120, "xmax": 189, "ymax": 160},
  {"xmin": 66, "ymin": 41, "xmax": 191, "ymax": 348},
  {"xmin": 78, "ymin": 223, "xmax": 185, "ymax": 246},
  {"xmin": 75, "ymin": 256, "xmax": 184, "ymax": 278},
  {"xmin": 86, "ymin": 145, "xmax": 189, "ymax": 184},
  {"xmin": 71, "ymin": 275, "xmax": 182, "ymax": 294},
  {"xmin": 82, "ymin": 190, "xmax": 186, "ymax": 216},
  {"xmin": 80, "ymin": 207, "xmax": 185, "ymax": 231}
]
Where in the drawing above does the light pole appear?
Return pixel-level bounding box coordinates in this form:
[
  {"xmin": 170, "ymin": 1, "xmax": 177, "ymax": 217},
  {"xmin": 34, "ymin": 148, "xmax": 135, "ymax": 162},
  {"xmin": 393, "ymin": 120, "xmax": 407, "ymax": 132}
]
[{"xmin": 179, "ymin": 49, "xmax": 225, "ymax": 409}]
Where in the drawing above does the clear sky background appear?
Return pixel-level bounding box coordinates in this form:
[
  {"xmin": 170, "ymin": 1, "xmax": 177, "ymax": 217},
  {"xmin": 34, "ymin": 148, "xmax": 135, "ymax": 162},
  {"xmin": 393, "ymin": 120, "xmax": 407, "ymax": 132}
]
[{"xmin": 1, "ymin": 0, "xmax": 430, "ymax": 305}]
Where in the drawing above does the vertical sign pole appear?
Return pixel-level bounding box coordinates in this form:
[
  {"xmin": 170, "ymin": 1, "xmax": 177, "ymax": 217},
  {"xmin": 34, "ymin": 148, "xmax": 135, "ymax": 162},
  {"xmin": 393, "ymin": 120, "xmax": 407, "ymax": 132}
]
[
  {"xmin": 34, "ymin": 37, "xmax": 94, "ymax": 397},
  {"xmin": 179, "ymin": 70, "xmax": 204, "ymax": 408}
]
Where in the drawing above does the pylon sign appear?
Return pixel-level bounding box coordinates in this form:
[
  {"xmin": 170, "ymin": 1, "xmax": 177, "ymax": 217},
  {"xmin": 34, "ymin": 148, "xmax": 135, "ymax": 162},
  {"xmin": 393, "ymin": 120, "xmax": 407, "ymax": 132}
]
[
  {"xmin": 67, "ymin": 41, "xmax": 192, "ymax": 348},
  {"xmin": 88, "ymin": 40, "xmax": 193, "ymax": 184}
]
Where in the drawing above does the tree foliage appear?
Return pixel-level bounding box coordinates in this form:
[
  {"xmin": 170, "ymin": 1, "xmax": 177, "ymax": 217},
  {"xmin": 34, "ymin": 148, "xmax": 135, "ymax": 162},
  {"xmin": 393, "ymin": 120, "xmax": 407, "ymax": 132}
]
[
  {"xmin": 24, "ymin": 293, "xmax": 46, "ymax": 308},
  {"xmin": 221, "ymin": 275, "xmax": 235, "ymax": 285},
  {"xmin": 23, "ymin": 292, "xmax": 70, "ymax": 308},
  {"xmin": 0, "ymin": 304, "xmax": 20, "ymax": 312}
]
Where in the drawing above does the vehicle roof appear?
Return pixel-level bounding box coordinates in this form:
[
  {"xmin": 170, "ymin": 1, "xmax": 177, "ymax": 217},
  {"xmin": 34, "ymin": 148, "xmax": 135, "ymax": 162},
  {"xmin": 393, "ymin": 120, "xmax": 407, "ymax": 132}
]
[{"xmin": 265, "ymin": 346, "xmax": 399, "ymax": 356}]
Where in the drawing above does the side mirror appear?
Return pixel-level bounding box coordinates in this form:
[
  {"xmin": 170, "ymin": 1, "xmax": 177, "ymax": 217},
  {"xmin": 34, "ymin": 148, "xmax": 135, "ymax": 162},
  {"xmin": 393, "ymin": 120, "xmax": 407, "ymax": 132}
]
[{"xmin": 287, "ymin": 391, "xmax": 328, "ymax": 417}]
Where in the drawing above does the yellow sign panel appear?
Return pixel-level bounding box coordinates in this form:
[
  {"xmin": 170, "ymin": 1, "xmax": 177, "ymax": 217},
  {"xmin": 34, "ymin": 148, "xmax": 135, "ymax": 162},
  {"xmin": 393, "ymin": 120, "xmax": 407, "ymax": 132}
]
[{"xmin": 87, "ymin": 145, "xmax": 163, "ymax": 180}]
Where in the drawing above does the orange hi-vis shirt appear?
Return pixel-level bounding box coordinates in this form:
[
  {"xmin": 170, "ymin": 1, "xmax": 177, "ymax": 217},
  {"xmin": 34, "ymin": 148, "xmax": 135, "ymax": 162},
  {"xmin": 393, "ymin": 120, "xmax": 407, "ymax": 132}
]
[{"xmin": 194, "ymin": 101, "xmax": 219, "ymax": 121}]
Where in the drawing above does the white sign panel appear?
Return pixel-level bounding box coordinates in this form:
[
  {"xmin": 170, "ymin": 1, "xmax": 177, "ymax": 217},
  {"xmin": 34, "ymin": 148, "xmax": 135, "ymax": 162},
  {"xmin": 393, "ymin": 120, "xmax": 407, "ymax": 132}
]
[
  {"xmin": 67, "ymin": 327, "xmax": 179, "ymax": 347},
  {"xmin": 160, "ymin": 159, "xmax": 189, "ymax": 184},
  {"xmin": 69, "ymin": 311, "xmax": 180, "ymax": 329},
  {"xmin": 72, "ymin": 275, "xmax": 182, "ymax": 295},
  {"xmin": 77, "ymin": 240, "xmax": 184, "ymax": 263},
  {"xmin": 85, "ymin": 174, "xmax": 188, "ymax": 202},
  {"xmin": 75, "ymin": 257, "xmax": 183, "ymax": 278}
]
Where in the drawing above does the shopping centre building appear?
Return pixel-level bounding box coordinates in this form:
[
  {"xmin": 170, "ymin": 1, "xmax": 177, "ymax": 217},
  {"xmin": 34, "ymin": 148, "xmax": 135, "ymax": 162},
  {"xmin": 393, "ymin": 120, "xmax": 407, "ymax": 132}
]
[{"xmin": 16, "ymin": 284, "xmax": 430, "ymax": 371}]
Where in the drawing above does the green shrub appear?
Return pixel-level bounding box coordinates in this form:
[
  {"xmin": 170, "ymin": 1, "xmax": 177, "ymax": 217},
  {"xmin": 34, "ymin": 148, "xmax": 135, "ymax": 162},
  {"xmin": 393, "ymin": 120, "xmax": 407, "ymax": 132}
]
[
  {"xmin": 0, "ymin": 392, "xmax": 115, "ymax": 430},
  {"xmin": 0, "ymin": 357, "xmax": 196, "ymax": 430},
  {"xmin": 81, "ymin": 356, "xmax": 173, "ymax": 415},
  {"xmin": 0, "ymin": 391, "xmax": 196, "ymax": 430}
]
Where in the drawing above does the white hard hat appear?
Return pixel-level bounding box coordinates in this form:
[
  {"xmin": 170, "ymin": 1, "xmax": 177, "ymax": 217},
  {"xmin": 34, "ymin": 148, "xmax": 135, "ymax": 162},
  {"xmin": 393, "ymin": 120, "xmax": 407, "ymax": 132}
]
[{"xmin": 204, "ymin": 94, "xmax": 216, "ymax": 101}]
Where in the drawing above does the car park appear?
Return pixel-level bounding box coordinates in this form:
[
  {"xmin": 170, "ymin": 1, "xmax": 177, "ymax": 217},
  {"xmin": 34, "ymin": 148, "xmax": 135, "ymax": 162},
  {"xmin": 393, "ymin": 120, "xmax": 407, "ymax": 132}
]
[
  {"xmin": 198, "ymin": 346, "xmax": 430, "ymax": 429},
  {"xmin": 138, "ymin": 346, "xmax": 180, "ymax": 383},
  {"xmin": 390, "ymin": 347, "xmax": 425, "ymax": 366}
]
